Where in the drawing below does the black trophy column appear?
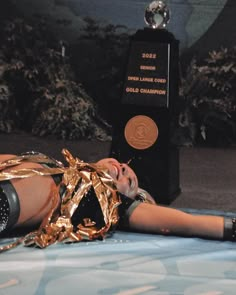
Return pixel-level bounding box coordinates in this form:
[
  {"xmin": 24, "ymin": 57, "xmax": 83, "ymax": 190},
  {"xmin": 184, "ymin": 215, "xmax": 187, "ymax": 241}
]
[{"xmin": 110, "ymin": 28, "xmax": 181, "ymax": 205}]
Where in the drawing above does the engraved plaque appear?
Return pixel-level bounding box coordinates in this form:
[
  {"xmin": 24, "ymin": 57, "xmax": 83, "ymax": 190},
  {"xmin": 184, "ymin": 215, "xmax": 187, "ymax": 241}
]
[{"xmin": 122, "ymin": 41, "xmax": 170, "ymax": 108}]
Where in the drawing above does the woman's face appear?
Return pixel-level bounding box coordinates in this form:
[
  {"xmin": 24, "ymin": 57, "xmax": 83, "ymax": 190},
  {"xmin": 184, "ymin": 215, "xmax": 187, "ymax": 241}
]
[{"xmin": 96, "ymin": 158, "xmax": 138, "ymax": 198}]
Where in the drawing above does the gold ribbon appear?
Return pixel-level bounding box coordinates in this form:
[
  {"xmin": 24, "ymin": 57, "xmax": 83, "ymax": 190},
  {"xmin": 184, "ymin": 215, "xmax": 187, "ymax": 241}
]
[{"xmin": 0, "ymin": 149, "xmax": 121, "ymax": 252}]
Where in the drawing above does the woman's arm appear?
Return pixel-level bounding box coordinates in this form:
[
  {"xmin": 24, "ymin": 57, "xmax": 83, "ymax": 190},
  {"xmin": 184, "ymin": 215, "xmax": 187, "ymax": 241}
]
[{"xmin": 128, "ymin": 202, "xmax": 224, "ymax": 240}]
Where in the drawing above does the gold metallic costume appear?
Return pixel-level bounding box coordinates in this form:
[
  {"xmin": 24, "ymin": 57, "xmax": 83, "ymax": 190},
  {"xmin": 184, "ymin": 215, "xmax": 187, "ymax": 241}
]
[{"xmin": 0, "ymin": 149, "xmax": 121, "ymax": 252}]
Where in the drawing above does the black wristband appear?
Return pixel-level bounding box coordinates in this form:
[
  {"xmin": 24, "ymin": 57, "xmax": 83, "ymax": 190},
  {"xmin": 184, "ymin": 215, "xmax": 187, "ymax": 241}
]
[
  {"xmin": 223, "ymin": 217, "xmax": 236, "ymax": 241},
  {"xmin": 0, "ymin": 180, "xmax": 20, "ymax": 234}
]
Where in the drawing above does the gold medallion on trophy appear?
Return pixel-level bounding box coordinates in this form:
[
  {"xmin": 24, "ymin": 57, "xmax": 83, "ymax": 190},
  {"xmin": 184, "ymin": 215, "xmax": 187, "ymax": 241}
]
[{"xmin": 124, "ymin": 115, "xmax": 158, "ymax": 150}]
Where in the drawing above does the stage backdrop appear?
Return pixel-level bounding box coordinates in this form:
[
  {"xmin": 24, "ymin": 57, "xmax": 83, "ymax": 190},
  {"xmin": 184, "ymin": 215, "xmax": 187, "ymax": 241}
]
[
  {"xmin": 1, "ymin": 0, "xmax": 236, "ymax": 146},
  {"xmin": 8, "ymin": 0, "xmax": 235, "ymax": 55}
]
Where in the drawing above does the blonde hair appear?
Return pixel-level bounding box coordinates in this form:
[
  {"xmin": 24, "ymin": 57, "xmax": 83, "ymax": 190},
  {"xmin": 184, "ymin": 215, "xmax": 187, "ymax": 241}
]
[{"xmin": 136, "ymin": 188, "xmax": 156, "ymax": 204}]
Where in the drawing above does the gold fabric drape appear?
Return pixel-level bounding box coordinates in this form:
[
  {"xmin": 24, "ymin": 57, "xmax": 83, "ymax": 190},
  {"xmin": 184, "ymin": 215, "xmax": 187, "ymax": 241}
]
[{"xmin": 0, "ymin": 149, "xmax": 121, "ymax": 252}]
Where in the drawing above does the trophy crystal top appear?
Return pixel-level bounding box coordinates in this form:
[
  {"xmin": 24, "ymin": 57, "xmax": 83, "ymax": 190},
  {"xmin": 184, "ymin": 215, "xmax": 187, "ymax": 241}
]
[{"xmin": 144, "ymin": 1, "xmax": 170, "ymax": 29}]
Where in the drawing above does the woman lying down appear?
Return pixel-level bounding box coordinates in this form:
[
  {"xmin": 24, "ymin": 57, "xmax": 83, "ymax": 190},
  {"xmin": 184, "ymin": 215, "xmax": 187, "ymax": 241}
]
[{"xmin": 0, "ymin": 149, "xmax": 235, "ymax": 251}]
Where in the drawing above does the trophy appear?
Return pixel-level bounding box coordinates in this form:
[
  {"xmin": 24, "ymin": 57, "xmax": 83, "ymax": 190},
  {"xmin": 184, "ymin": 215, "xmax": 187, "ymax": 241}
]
[{"xmin": 110, "ymin": 0, "xmax": 180, "ymax": 204}]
